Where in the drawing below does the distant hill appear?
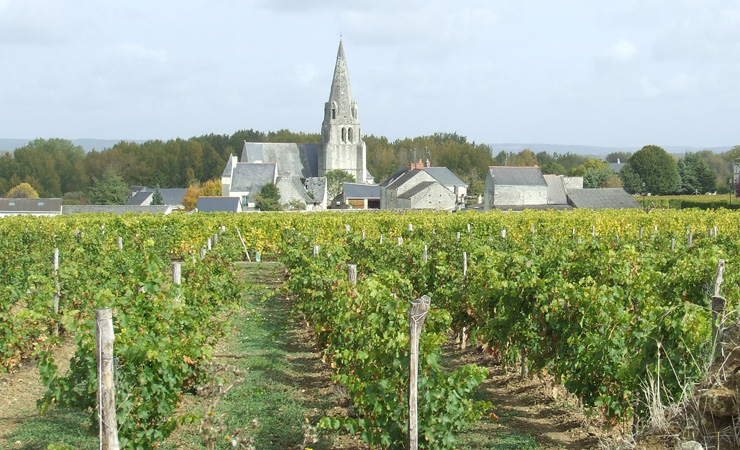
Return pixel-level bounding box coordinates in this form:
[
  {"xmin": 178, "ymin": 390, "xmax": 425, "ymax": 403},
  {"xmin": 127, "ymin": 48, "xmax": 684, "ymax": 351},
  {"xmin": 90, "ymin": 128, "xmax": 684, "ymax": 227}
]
[
  {"xmin": 0, "ymin": 138, "xmax": 141, "ymax": 153},
  {"xmin": 489, "ymin": 143, "xmax": 735, "ymax": 158}
]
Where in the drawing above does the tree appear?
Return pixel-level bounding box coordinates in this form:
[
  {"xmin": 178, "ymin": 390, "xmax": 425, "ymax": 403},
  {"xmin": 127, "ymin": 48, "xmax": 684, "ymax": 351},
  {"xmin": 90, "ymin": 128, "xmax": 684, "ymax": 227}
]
[
  {"xmin": 6, "ymin": 182, "xmax": 39, "ymax": 198},
  {"xmin": 677, "ymin": 153, "xmax": 716, "ymax": 194},
  {"xmin": 325, "ymin": 169, "xmax": 356, "ymax": 200},
  {"xmin": 621, "ymin": 145, "xmax": 679, "ymax": 195},
  {"xmin": 254, "ymin": 183, "xmax": 282, "ymax": 211},
  {"xmin": 182, "ymin": 183, "xmax": 201, "ymax": 211},
  {"xmin": 151, "ymin": 185, "xmax": 164, "ymax": 205},
  {"xmin": 182, "ymin": 178, "xmax": 222, "ymax": 211},
  {"xmin": 201, "ymin": 178, "xmax": 222, "ymax": 197},
  {"xmin": 89, "ymin": 170, "xmax": 129, "ymax": 205}
]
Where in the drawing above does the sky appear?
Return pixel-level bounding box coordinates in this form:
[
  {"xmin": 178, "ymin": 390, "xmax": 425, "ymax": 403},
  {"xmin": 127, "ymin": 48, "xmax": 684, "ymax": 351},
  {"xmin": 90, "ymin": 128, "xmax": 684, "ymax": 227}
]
[{"xmin": 1, "ymin": 0, "xmax": 739, "ymax": 149}]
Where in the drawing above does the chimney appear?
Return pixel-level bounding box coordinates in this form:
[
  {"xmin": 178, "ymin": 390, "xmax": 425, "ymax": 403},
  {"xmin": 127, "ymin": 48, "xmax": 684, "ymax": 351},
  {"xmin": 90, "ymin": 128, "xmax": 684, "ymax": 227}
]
[
  {"xmin": 409, "ymin": 162, "xmax": 414, "ymax": 170},
  {"xmin": 415, "ymin": 159, "xmax": 424, "ymax": 170},
  {"xmin": 425, "ymin": 159, "xmax": 431, "ymax": 168}
]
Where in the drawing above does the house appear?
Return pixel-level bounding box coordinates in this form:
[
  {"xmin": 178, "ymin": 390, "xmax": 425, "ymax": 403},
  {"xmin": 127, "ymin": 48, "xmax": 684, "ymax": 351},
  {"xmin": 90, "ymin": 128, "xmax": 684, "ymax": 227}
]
[
  {"xmin": 196, "ymin": 196, "xmax": 242, "ymax": 213},
  {"xmin": 0, "ymin": 198, "xmax": 62, "ymax": 217},
  {"xmin": 62, "ymin": 205, "xmax": 172, "ymax": 214},
  {"xmin": 221, "ymin": 40, "xmax": 373, "ymax": 211},
  {"xmin": 381, "ymin": 160, "xmax": 467, "ymax": 211},
  {"xmin": 567, "ymin": 188, "xmax": 640, "ymax": 209},
  {"xmin": 126, "ymin": 187, "xmax": 188, "ymax": 209},
  {"xmin": 333, "ymin": 183, "xmax": 380, "ymax": 209},
  {"xmin": 484, "ymin": 166, "xmax": 550, "ymax": 211},
  {"xmin": 485, "ymin": 166, "xmax": 637, "ymax": 211}
]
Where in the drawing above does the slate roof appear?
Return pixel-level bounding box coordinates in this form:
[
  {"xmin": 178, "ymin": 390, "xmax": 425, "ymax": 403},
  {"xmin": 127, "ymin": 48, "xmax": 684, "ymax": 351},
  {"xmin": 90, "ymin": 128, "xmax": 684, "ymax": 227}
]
[
  {"xmin": 306, "ymin": 177, "xmax": 327, "ymax": 203},
  {"xmin": 222, "ymin": 154, "xmax": 235, "ymax": 177},
  {"xmin": 125, "ymin": 188, "xmax": 187, "ymax": 207},
  {"xmin": 160, "ymin": 188, "xmax": 187, "ymax": 206},
  {"xmin": 343, "ymin": 182, "xmax": 380, "ymax": 199},
  {"xmin": 126, "ymin": 191, "xmax": 152, "ymax": 206},
  {"xmin": 543, "ymin": 175, "xmax": 568, "ymax": 205},
  {"xmin": 230, "ymin": 163, "xmax": 276, "ymax": 194},
  {"xmin": 488, "ymin": 167, "xmax": 547, "ymax": 186},
  {"xmin": 423, "ymin": 167, "xmax": 467, "ymax": 188},
  {"xmin": 62, "ymin": 205, "xmax": 172, "ymax": 214},
  {"xmin": 383, "ymin": 169, "xmax": 422, "ymax": 190},
  {"xmin": 276, "ymin": 176, "xmax": 313, "ymax": 203},
  {"xmin": 567, "ymin": 188, "xmax": 640, "ymax": 209},
  {"xmin": 0, "ymin": 198, "xmax": 62, "ymax": 213},
  {"xmin": 241, "ymin": 142, "xmax": 319, "ymax": 178},
  {"xmin": 398, "ymin": 181, "xmax": 436, "ymax": 200},
  {"xmin": 196, "ymin": 197, "xmax": 241, "ymax": 213}
]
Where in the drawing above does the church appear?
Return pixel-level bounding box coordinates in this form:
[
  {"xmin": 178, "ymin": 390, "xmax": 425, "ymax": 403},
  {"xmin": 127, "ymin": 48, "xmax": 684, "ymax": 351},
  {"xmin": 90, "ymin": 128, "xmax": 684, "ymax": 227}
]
[{"xmin": 221, "ymin": 40, "xmax": 373, "ymax": 210}]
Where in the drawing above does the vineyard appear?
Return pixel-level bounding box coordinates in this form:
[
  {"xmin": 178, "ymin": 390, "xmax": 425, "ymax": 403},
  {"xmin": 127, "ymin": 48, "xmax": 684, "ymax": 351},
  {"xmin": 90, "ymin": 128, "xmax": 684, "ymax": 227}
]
[{"xmin": 1, "ymin": 209, "xmax": 738, "ymax": 449}]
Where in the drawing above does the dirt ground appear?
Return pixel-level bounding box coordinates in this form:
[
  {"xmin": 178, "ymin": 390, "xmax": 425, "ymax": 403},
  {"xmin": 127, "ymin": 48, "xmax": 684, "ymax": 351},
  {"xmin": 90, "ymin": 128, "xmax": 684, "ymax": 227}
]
[{"xmin": 0, "ymin": 337, "xmax": 77, "ymax": 447}]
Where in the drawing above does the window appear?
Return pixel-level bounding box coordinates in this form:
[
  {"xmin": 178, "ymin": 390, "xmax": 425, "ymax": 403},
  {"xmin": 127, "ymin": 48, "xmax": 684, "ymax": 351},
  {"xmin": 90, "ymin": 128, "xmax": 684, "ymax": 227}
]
[
  {"xmin": 38, "ymin": 201, "xmax": 44, "ymax": 206},
  {"xmin": 8, "ymin": 202, "xmax": 15, "ymax": 206},
  {"xmin": 332, "ymin": 107, "xmax": 336, "ymax": 120},
  {"xmin": 342, "ymin": 127, "xmax": 346, "ymax": 142},
  {"xmin": 348, "ymin": 128, "xmax": 353, "ymax": 142}
]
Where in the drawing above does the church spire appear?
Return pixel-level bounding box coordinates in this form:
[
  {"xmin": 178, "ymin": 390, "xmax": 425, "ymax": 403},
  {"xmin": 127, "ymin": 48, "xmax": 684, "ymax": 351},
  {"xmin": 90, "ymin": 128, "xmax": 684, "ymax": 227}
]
[
  {"xmin": 320, "ymin": 40, "xmax": 367, "ymax": 183},
  {"xmin": 327, "ymin": 39, "xmax": 354, "ymax": 113}
]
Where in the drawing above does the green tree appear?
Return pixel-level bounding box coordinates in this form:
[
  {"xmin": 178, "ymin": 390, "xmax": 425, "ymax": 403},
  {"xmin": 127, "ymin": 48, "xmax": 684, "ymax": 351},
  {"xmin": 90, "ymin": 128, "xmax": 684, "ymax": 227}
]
[
  {"xmin": 7, "ymin": 182, "xmax": 39, "ymax": 198},
  {"xmin": 619, "ymin": 163, "xmax": 643, "ymax": 194},
  {"xmin": 325, "ymin": 169, "xmax": 356, "ymax": 200},
  {"xmin": 151, "ymin": 185, "xmax": 164, "ymax": 205},
  {"xmin": 89, "ymin": 170, "xmax": 129, "ymax": 205},
  {"xmin": 621, "ymin": 145, "xmax": 679, "ymax": 195},
  {"xmin": 254, "ymin": 183, "xmax": 282, "ymax": 211}
]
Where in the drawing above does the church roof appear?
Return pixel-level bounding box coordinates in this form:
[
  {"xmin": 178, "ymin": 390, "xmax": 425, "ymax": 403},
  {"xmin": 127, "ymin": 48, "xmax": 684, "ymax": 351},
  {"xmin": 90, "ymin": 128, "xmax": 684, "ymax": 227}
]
[
  {"xmin": 230, "ymin": 163, "xmax": 276, "ymax": 195},
  {"xmin": 241, "ymin": 142, "xmax": 319, "ymax": 178}
]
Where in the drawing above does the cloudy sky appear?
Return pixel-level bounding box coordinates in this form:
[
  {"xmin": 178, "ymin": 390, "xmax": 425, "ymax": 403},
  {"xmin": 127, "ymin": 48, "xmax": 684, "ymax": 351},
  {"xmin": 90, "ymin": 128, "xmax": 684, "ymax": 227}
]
[{"xmin": 1, "ymin": 0, "xmax": 739, "ymax": 149}]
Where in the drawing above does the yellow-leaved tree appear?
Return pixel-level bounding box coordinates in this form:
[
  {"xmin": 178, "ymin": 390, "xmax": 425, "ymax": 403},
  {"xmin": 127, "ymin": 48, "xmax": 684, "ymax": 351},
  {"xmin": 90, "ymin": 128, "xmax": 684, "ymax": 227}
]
[
  {"xmin": 7, "ymin": 182, "xmax": 40, "ymax": 199},
  {"xmin": 182, "ymin": 178, "xmax": 222, "ymax": 211}
]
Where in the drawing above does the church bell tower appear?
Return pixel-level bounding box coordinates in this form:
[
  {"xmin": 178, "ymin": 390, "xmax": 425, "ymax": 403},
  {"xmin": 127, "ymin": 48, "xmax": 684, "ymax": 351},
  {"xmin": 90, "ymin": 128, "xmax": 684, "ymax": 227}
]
[{"xmin": 319, "ymin": 40, "xmax": 368, "ymax": 183}]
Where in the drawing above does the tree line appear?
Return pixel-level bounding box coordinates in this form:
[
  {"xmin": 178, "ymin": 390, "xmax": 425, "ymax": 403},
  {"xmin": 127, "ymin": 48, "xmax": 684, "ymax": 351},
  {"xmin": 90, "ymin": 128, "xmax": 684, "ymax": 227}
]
[{"xmin": 1, "ymin": 130, "xmax": 738, "ymax": 203}]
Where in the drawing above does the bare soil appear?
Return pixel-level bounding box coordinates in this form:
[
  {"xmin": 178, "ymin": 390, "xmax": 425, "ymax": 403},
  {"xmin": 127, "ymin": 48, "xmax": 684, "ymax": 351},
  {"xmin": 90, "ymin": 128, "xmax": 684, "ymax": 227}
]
[{"xmin": 0, "ymin": 337, "xmax": 77, "ymax": 447}]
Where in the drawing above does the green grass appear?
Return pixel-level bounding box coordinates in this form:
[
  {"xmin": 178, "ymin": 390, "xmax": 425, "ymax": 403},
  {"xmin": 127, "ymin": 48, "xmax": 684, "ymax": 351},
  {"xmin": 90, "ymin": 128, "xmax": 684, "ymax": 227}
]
[{"xmin": 0, "ymin": 408, "xmax": 97, "ymax": 450}]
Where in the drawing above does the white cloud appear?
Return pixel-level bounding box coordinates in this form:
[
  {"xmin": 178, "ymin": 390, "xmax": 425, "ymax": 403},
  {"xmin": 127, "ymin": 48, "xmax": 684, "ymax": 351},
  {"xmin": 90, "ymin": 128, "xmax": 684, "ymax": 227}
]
[
  {"xmin": 603, "ymin": 38, "xmax": 638, "ymax": 64},
  {"xmin": 294, "ymin": 63, "xmax": 319, "ymax": 87}
]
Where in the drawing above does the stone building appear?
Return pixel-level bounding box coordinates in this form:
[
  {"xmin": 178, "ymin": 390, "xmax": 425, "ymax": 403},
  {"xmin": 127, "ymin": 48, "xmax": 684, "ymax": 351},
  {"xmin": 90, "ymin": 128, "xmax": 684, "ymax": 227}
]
[
  {"xmin": 380, "ymin": 160, "xmax": 467, "ymax": 211},
  {"xmin": 221, "ymin": 41, "xmax": 372, "ymax": 210}
]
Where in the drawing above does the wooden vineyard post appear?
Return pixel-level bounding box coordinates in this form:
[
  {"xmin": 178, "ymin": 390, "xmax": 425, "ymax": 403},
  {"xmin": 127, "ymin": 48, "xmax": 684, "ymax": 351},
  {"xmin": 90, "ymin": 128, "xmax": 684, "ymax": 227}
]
[
  {"xmin": 347, "ymin": 264, "xmax": 357, "ymax": 285},
  {"xmin": 96, "ymin": 308, "xmax": 120, "ymax": 450},
  {"xmin": 408, "ymin": 295, "xmax": 431, "ymax": 450},
  {"xmin": 200, "ymin": 248, "xmax": 207, "ymax": 260},
  {"xmin": 712, "ymin": 259, "xmax": 727, "ymax": 353},
  {"xmin": 213, "ymin": 233, "xmax": 218, "ymax": 245},
  {"xmin": 172, "ymin": 262, "xmax": 182, "ymax": 302},
  {"xmin": 207, "ymin": 237, "xmax": 212, "ymax": 251},
  {"xmin": 235, "ymin": 227, "xmax": 251, "ymax": 262},
  {"xmin": 423, "ymin": 245, "xmax": 428, "ymax": 263},
  {"xmin": 117, "ymin": 236, "xmax": 123, "ymax": 250},
  {"xmin": 53, "ymin": 249, "xmax": 60, "ymax": 336},
  {"xmin": 398, "ymin": 237, "xmax": 403, "ymax": 246},
  {"xmin": 671, "ymin": 238, "xmax": 676, "ymax": 252},
  {"xmin": 463, "ymin": 252, "xmax": 468, "ymax": 277}
]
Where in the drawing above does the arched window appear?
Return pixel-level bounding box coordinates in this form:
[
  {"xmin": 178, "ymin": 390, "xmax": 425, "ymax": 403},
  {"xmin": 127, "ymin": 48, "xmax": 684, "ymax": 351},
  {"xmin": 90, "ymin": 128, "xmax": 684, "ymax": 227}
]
[
  {"xmin": 348, "ymin": 128, "xmax": 353, "ymax": 142},
  {"xmin": 341, "ymin": 127, "xmax": 346, "ymax": 142},
  {"xmin": 331, "ymin": 101, "xmax": 337, "ymax": 120}
]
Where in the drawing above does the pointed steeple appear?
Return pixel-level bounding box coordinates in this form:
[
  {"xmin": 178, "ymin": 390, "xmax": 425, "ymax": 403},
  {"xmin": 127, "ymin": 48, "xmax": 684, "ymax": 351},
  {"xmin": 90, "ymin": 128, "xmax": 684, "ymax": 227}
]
[
  {"xmin": 326, "ymin": 40, "xmax": 355, "ymax": 120},
  {"xmin": 319, "ymin": 40, "xmax": 368, "ymax": 183}
]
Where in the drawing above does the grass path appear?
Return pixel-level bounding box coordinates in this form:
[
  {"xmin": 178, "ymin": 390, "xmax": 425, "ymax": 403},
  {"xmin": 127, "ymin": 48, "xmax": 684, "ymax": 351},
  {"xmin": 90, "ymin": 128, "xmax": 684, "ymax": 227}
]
[{"xmin": 2, "ymin": 261, "xmax": 611, "ymax": 449}]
